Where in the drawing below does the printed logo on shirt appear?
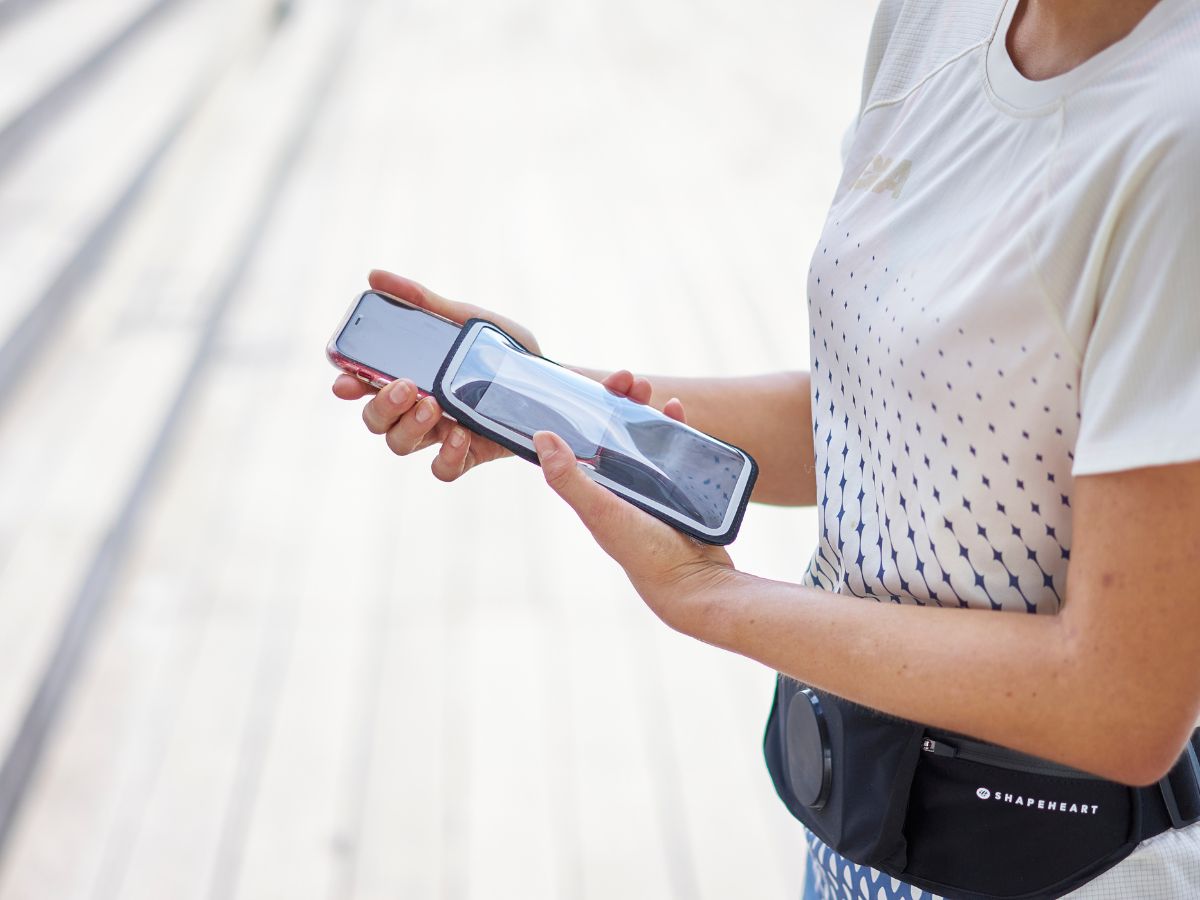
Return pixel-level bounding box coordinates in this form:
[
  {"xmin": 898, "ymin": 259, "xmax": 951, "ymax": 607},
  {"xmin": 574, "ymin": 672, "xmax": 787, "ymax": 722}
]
[
  {"xmin": 853, "ymin": 155, "xmax": 912, "ymax": 199},
  {"xmin": 976, "ymin": 787, "xmax": 1100, "ymax": 815}
]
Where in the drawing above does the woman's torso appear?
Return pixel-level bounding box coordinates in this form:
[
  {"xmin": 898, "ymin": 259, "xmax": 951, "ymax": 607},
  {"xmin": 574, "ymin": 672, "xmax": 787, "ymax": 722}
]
[{"xmin": 798, "ymin": 0, "xmax": 1200, "ymax": 895}]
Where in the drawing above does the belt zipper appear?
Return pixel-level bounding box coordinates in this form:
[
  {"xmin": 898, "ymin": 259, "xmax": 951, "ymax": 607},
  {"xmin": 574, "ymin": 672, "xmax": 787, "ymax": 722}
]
[{"xmin": 922, "ymin": 736, "xmax": 1103, "ymax": 780}]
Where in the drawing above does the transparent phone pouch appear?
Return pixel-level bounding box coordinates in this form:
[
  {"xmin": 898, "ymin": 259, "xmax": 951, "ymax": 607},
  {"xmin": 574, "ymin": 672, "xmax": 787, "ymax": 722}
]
[{"xmin": 433, "ymin": 319, "xmax": 757, "ymax": 544}]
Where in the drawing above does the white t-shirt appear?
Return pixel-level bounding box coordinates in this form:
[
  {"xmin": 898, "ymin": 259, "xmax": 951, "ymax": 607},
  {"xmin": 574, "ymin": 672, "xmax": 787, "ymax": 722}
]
[{"xmin": 799, "ymin": 0, "xmax": 1200, "ymax": 897}]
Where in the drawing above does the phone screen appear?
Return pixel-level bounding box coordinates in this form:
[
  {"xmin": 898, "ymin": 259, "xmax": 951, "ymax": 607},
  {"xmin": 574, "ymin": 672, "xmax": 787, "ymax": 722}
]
[{"xmin": 335, "ymin": 291, "xmax": 460, "ymax": 391}]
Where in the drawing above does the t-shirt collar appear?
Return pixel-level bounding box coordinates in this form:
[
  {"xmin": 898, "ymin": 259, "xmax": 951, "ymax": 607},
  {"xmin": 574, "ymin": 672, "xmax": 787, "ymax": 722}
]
[{"xmin": 984, "ymin": 0, "xmax": 1181, "ymax": 113}]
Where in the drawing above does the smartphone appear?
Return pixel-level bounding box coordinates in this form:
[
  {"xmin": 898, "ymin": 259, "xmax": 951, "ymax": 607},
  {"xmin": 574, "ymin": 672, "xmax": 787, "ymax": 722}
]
[
  {"xmin": 327, "ymin": 294, "xmax": 757, "ymax": 543},
  {"xmin": 435, "ymin": 319, "xmax": 758, "ymax": 544},
  {"xmin": 326, "ymin": 289, "xmax": 461, "ymax": 393}
]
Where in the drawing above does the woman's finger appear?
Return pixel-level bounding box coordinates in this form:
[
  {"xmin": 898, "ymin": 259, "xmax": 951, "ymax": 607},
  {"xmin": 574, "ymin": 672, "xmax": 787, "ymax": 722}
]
[
  {"xmin": 600, "ymin": 370, "xmax": 653, "ymax": 405},
  {"xmin": 363, "ymin": 379, "xmax": 420, "ymax": 434},
  {"xmin": 663, "ymin": 396, "xmax": 686, "ymax": 423},
  {"xmin": 602, "ymin": 369, "xmax": 634, "ymax": 394},
  {"xmin": 333, "ymin": 374, "xmax": 375, "ymax": 400},
  {"xmin": 383, "ymin": 395, "xmax": 444, "ymax": 455},
  {"xmin": 430, "ymin": 425, "xmax": 472, "ymax": 482},
  {"xmin": 628, "ymin": 376, "xmax": 653, "ymax": 405}
]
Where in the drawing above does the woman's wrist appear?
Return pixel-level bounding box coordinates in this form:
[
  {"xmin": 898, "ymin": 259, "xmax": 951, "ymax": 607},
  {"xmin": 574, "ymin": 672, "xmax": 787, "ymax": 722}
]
[{"xmin": 645, "ymin": 562, "xmax": 756, "ymax": 645}]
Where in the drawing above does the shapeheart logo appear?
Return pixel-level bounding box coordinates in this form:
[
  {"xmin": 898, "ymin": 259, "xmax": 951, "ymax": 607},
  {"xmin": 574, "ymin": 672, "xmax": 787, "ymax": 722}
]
[{"xmin": 975, "ymin": 787, "xmax": 1100, "ymax": 815}]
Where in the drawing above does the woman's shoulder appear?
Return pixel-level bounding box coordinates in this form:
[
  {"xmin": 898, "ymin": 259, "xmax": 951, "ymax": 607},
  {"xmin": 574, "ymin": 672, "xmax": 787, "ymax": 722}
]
[
  {"xmin": 859, "ymin": 0, "xmax": 1003, "ymax": 112},
  {"xmin": 1144, "ymin": 9, "xmax": 1200, "ymax": 138},
  {"xmin": 1077, "ymin": 7, "xmax": 1200, "ymax": 165}
]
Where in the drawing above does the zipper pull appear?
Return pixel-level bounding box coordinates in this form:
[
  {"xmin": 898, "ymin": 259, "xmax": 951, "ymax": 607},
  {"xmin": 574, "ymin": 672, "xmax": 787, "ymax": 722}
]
[{"xmin": 923, "ymin": 738, "xmax": 958, "ymax": 758}]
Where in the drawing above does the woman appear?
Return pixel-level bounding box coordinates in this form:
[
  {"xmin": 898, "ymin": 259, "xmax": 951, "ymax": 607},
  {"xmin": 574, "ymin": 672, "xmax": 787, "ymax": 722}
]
[{"xmin": 334, "ymin": 0, "xmax": 1200, "ymax": 896}]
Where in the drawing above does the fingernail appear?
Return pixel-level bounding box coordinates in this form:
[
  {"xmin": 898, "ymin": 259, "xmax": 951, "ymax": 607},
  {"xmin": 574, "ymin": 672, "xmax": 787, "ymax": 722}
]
[
  {"xmin": 389, "ymin": 381, "xmax": 410, "ymax": 404},
  {"xmin": 533, "ymin": 432, "xmax": 558, "ymax": 463},
  {"xmin": 414, "ymin": 398, "xmax": 434, "ymax": 424},
  {"xmin": 449, "ymin": 427, "xmax": 466, "ymax": 448}
]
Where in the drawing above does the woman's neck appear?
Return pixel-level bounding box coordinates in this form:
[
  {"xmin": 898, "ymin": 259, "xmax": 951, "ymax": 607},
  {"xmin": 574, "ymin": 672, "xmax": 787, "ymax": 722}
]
[{"xmin": 1007, "ymin": 0, "xmax": 1163, "ymax": 80}]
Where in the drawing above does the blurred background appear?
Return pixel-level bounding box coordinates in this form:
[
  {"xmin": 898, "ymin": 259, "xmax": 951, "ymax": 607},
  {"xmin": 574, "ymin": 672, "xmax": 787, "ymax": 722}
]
[{"xmin": 0, "ymin": 0, "xmax": 873, "ymax": 897}]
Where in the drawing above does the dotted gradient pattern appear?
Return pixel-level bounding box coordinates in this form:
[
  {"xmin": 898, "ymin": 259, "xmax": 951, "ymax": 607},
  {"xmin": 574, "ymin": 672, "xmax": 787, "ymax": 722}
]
[{"xmin": 802, "ymin": 224, "xmax": 1081, "ymax": 616}]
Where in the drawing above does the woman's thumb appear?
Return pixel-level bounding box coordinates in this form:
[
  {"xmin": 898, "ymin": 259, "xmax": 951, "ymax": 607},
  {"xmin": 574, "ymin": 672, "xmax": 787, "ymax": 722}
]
[
  {"xmin": 532, "ymin": 431, "xmax": 611, "ymax": 526},
  {"xmin": 533, "ymin": 431, "xmax": 578, "ymax": 489}
]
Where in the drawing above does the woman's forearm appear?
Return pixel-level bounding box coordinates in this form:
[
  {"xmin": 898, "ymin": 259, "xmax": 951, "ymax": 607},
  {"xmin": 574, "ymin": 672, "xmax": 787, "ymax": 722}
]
[
  {"xmin": 699, "ymin": 575, "xmax": 1083, "ymax": 767},
  {"xmin": 576, "ymin": 368, "xmax": 816, "ymax": 506},
  {"xmin": 681, "ymin": 568, "xmax": 1190, "ymax": 787}
]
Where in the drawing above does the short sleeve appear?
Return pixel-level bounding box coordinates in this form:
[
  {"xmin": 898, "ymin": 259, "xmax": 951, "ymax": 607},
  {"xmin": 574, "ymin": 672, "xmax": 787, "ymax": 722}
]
[{"xmin": 1072, "ymin": 120, "xmax": 1200, "ymax": 476}]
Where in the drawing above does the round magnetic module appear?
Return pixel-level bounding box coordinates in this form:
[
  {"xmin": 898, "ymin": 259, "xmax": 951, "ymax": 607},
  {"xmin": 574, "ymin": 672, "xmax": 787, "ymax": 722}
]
[{"xmin": 785, "ymin": 687, "xmax": 832, "ymax": 809}]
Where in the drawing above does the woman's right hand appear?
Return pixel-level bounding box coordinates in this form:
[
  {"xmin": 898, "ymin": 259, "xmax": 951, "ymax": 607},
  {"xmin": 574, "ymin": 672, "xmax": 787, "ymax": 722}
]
[
  {"xmin": 334, "ymin": 269, "xmax": 663, "ymax": 483},
  {"xmin": 331, "ymin": 269, "xmax": 542, "ymax": 482}
]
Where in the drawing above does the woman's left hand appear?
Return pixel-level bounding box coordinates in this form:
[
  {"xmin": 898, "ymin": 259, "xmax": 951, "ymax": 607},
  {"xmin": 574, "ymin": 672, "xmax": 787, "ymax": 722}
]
[{"xmin": 529, "ymin": 385, "xmax": 739, "ymax": 634}]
